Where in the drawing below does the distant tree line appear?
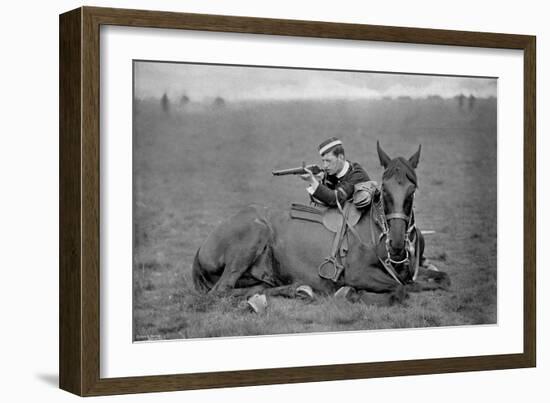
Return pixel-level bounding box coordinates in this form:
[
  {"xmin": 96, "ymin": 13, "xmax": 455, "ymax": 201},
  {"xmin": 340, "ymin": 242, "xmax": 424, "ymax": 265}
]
[{"xmin": 159, "ymin": 93, "xmax": 227, "ymax": 112}]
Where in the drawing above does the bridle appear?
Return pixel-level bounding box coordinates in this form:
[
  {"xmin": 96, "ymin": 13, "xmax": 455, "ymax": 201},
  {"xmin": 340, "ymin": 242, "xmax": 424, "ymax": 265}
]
[
  {"xmin": 372, "ymin": 189, "xmax": 419, "ymax": 284},
  {"xmin": 383, "ymin": 193, "xmax": 416, "ymax": 262}
]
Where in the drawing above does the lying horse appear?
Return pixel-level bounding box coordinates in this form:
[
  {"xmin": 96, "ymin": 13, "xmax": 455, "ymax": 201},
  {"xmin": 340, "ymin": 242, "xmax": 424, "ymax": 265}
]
[{"xmin": 192, "ymin": 142, "xmax": 450, "ymax": 304}]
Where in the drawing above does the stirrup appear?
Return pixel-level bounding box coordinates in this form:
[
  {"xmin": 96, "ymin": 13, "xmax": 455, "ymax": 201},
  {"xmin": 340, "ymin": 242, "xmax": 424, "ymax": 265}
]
[{"xmin": 318, "ymin": 257, "xmax": 344, "ymax": 282}]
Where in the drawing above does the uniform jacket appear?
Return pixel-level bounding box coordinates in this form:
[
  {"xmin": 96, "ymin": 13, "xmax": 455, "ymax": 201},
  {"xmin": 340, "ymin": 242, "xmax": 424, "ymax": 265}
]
[{"xmin": 311, "ymin": 161, "xmax": 370, "ymax": 207}]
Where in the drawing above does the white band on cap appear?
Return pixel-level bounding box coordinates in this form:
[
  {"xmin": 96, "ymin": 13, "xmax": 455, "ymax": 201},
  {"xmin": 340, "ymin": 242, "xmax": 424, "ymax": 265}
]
[{"xmin": 319, "ymin": 140, "xmax": 342, "ymax": 155}]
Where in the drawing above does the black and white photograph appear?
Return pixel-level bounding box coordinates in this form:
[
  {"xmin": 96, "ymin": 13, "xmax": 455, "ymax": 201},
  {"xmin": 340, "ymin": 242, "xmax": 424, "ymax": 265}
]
[
  {"xmin": 4, "ymin": 0, "xmax": 545, "ymax": 400},
  {"xmin": 132, "ymin": 60, "xmax": 497, "ymax": 341}
]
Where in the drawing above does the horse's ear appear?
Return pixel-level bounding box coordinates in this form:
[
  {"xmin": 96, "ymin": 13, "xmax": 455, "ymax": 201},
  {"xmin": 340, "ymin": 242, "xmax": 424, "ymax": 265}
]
[
  {"xmin": 408, "ymin": 144, "xmax": 421, "ymax": 169},
  {"xmin": 377, "ymin": 141, "xmax": 392, "ymax": 168}
]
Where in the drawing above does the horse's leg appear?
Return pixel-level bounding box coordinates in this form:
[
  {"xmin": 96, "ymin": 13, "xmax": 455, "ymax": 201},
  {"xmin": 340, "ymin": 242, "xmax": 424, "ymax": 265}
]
[
  {"xmin": 416, "ymin": 231, "xmax": 439, "ymax": 271},
  {"xmin": 346, "ymin": 261, "xmax": 404, "ymax": 293},
  {"xmin": 345, "ymin": 257, "xmax": 411, "ymax": 305},
  {"xmin": 210, "ymin": 214, "xmax": 275, "ymax": 294},
  {"xmin": 227, "ymin": 284, "xmax": 307, "ymax": 314},
  {"xmin": 228, "ymin": 248, "xmax": 280, "ymax": 299},
  {"xmin": 408, "ymin": 266, "xmax": 451, "ymax": 292},
  {"xmin": 247, "ymin": 244, "xmax": 281, "ymax": 288},
  {"xmin": 210, "ymin": 248, "xmax": 263, "ymax": 294},
  {"xmin": 418, "ymin": 230, "xmax": 426, "ymax": 265},
  {"xmin": 352, "ymin": 288, "xmax": 409, "ymax": 306},
  {"xmin": 262, "ymin": 283, "xmax": 309, "ymax": 299},
  {"xmin": 216, "ymin": 283, "xmax": 305, "ymax": 301},
  {"xmin": 226, "ymin": 284, "xmax": 270, "ymax": 298}
]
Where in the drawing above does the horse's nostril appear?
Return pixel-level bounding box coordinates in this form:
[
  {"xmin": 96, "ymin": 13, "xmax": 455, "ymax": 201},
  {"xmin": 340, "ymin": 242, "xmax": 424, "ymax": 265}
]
[{"xmin": 389, "ymin": 239, "xmax": 404, "ymax": 253}]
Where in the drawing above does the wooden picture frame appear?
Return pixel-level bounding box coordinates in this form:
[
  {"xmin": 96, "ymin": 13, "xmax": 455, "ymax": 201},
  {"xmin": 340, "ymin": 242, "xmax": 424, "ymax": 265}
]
[{"xmin": 59, "ymin": 6, "xmax": 536, "ymax": 396}]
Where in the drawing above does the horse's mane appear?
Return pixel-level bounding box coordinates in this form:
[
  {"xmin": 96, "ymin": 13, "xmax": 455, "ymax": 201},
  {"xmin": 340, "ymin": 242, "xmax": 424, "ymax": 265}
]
[{"xmin": 382, "ymin": 157, "xmax": 418, "ymax": 186}]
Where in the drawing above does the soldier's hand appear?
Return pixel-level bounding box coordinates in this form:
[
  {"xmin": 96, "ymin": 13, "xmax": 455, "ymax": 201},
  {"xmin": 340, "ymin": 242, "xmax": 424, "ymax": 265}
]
[
  {"xmin": 300, "ymin": 167, "xmax": 318, "ymax": 185},
  {"xmin": 314, "ymin": 170, "xmax": 325, "ymax": 181}
]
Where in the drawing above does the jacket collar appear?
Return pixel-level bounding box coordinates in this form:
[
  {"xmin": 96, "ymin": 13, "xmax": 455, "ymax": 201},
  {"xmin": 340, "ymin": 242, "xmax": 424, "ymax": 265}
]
[{"xmin": 336, "ymin": 160, "xmax": 350, "ymax": 178}]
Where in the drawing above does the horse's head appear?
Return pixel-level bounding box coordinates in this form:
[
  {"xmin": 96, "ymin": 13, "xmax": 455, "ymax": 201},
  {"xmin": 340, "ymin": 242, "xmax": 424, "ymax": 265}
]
[{"xmin": 377, "ymin": 141, "xmax": 421, "ymax": 257}]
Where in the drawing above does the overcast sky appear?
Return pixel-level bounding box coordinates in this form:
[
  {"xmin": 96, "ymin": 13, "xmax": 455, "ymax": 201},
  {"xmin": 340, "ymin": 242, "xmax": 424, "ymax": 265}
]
[{"xmin": 134, "ymin": 61, "xmax": 497, "ymax": 101}]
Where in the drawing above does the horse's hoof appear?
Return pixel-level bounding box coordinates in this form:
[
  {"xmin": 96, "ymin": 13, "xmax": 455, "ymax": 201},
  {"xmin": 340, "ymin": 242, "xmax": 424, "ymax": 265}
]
[
  {"xmin": 296, "ymin": 285, "xmax": 314, "ymax": 299},
  {"xmin": 334, "ymin": 286, "xmax": 353, "ymax": 300},
  {"xmin": 422, "ymin": 259, "xmax": 439, "ymax": 272},
  {"xmin": 247, "ymin": 294, "xmax": 267, "ymax": 314}
]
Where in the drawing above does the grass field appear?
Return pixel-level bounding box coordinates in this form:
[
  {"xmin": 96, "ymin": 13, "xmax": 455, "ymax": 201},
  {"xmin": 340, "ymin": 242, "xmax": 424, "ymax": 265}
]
[{"xmin": 132, "ymin": 95, "xmax": 497, "ymax": 341}]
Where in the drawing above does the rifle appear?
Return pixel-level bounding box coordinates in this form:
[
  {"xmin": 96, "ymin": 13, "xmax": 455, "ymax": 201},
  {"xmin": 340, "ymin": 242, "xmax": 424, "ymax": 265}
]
[{"xmin": 272, "ymin": 163, "xmax": 324, "ymax": 176}]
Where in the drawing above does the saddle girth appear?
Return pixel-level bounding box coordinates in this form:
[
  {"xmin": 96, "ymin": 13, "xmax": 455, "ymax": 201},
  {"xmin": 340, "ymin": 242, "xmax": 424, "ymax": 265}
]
[{"xmin": 318, "ymin": 202, "xmax": 352, "ymax": 282}]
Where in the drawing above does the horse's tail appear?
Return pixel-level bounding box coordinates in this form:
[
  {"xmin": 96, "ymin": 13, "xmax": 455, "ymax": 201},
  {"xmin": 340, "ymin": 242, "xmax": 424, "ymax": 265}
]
[{"xmin": 191, "ymin": 249, "xmax": 211, "ymax": 294}]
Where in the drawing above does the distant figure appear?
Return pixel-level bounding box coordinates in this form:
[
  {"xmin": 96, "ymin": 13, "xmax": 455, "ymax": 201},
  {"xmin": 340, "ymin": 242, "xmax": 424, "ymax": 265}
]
[
  {"xmin": 457, "ymin": 93, "xmax": 465, "ymax": 109},
  {"xmin": 213, "ymin": 96, "xmax": 226, "ymax": 107},
  {"xmin": 468, "ymin": 94, "xmax": 476, "ymax": 111},
  {"xmin": 300, "ymin": 137, "xmax": 372, "ymax": 207},
  {"xmin": 180, "ymin": 94, "xmax": 190, "ymax": 106},
  {"xmin": 161, "ymin": 93, "xmax": 170, "ymax": 113}
]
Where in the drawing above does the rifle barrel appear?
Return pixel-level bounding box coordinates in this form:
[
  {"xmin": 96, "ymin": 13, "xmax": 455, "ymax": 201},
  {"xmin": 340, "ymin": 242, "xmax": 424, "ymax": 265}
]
[{"xmin": 272, "ymin": 164, "xmax": 323, "ymax": 176}]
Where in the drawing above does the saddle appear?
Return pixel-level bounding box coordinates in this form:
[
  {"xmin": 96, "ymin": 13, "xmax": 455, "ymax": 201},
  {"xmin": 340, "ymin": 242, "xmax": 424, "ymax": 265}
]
[
  {"xmin": 289, "ymin": 202, "xmax": 363, "ymax": 282},
  {"xmin": 289, "ymin": 203, "xmax": 362, "ymax": 233}
]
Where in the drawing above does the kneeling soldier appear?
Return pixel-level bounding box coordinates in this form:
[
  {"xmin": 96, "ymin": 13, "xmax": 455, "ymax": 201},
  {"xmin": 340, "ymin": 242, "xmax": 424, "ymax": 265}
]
[{"xmin": 301, "ymin": 137, "xmax": 371, "ymax": 207}]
